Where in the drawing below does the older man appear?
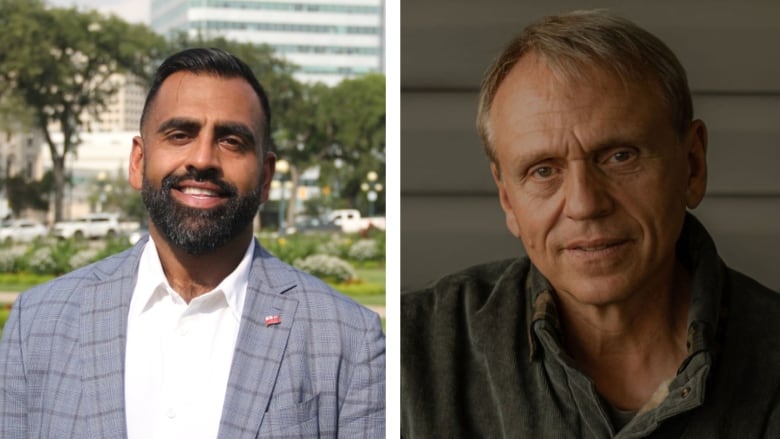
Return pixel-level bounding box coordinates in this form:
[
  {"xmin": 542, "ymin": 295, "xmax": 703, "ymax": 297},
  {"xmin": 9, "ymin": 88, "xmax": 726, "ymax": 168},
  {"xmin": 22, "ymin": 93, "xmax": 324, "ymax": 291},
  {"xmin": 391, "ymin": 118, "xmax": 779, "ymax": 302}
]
[{"xmin": 402, "ymin": 10, "xmax": 780, "ymax": 438}]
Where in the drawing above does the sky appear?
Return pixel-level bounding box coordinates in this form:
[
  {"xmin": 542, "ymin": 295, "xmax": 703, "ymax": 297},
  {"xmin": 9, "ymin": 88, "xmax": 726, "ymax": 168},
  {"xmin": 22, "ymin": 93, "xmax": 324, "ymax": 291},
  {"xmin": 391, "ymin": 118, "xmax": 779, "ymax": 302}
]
[{"xmin": 47, "ymin": 0, "xmax": 149, "ymax": 24}]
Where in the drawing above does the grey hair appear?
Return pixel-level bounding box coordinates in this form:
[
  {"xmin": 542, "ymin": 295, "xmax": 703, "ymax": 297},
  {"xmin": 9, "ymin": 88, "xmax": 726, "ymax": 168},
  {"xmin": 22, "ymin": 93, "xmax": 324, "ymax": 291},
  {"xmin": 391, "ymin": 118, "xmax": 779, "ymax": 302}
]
[{"xmin": 476, "ymin": 10, "xmax": 693, "ymax": 165}]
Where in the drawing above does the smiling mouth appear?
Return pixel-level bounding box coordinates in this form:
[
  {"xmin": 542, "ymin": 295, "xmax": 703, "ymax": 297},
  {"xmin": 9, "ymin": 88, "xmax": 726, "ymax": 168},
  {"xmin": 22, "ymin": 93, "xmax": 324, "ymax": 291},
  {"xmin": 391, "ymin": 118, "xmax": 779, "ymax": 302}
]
[{"xmin": 179, "ymin": 187, "xmax": 222, "ymax": 197}]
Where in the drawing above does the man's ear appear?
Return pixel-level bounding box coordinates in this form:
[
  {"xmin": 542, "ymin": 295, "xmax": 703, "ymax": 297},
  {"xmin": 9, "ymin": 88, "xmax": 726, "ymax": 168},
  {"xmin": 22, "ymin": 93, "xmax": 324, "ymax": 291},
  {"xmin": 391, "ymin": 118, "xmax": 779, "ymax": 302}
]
[
  {"xmin": 491, "ymin": 162, "xmax": 522, "ymax": 238},
  {"xmin": 129, "ymin": 136, "xmax": 144, "ymax": 191},
  {"xmin": 684, "ymin": 119, "xmax": 708, "ymax": 209},
  {"xmin": 260, "ymin": 151, "xmax": 277, "ymax": 203}
]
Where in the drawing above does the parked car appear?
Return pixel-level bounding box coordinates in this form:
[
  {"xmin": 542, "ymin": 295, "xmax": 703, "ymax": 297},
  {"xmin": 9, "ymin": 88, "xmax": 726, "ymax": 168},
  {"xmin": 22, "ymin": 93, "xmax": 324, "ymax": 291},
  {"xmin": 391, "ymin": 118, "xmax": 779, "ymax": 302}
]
[
  {"xmin": 290, "ymin": 216, "xmax": 341, "ymax": 234},
  {"xmin": 0, "ymin": 219, "xmax": 49, "ymax": 243},
  {"xmin": 52, "ymin": 213, "xmax": 120, "ymax": 240},
  {"xmin": 327, "ymin": 209, "xmax": 386, "ymax": 234}
]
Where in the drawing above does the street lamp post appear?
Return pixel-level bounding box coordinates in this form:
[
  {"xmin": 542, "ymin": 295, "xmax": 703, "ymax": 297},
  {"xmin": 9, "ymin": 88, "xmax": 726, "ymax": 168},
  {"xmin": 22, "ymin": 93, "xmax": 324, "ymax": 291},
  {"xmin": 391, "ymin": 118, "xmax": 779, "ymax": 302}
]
[{"xmin": 361, "ymin": 171, "xmax": 383, "ymax": 217}]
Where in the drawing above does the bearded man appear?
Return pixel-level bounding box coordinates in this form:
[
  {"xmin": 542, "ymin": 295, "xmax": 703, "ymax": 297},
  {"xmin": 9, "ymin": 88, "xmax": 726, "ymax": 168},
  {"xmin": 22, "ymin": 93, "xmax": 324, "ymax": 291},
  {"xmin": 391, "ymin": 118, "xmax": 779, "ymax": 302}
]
[{"xmin": 0, "ymin": 48, "xmax": 385, "ymax": 439}]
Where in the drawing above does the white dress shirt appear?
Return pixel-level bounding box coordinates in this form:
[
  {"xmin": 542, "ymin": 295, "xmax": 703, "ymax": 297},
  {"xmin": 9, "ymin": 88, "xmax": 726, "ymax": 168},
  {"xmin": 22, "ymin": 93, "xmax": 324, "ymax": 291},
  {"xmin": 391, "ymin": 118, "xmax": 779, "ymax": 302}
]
[{"xmin": 125, "ymin": 237, "xmax": 253, "ymax": 439}]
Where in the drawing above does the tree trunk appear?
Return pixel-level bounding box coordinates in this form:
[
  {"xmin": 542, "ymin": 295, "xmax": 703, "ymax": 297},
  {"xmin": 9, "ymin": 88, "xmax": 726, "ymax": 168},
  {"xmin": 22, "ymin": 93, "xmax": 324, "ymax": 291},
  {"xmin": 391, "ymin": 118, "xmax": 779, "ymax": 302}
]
[
  {"xmin": 51, "ymin": 154, "xmax": 66, "ymax": 222},
  {"xmin": 40, "ymin": 121, "xmax": 67, "ymax": 223}
]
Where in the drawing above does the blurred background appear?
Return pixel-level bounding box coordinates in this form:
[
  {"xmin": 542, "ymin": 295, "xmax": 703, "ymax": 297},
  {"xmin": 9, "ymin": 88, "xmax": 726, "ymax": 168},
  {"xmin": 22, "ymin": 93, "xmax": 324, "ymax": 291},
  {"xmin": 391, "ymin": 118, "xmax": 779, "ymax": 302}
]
[{"xmin": 401, "ymin": 0, "xmax": 780, "ymax": 291}]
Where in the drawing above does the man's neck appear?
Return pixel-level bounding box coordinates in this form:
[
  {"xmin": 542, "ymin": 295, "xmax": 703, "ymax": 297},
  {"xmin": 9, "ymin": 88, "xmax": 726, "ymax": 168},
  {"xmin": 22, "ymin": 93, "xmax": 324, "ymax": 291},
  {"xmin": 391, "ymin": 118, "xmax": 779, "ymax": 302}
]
[
  {"xmin": 556, "ymin": 262, "xmax": 692, "ymax": 410},
  {"xmin": 149, "ymin": 227, "xmax": 253, "ymax": 303}
]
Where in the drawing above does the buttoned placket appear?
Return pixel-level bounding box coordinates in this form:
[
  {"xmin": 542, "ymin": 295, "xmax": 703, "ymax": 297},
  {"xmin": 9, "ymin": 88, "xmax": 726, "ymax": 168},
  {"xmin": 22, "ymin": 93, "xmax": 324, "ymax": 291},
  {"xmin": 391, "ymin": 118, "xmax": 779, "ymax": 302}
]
[
  {"xmin": 159, "ymin": 288, "xmax": 228, "ymax": 438},
  {"xmin": 531, "ymin": 300, "xmax": 714, "ymax": 439}
]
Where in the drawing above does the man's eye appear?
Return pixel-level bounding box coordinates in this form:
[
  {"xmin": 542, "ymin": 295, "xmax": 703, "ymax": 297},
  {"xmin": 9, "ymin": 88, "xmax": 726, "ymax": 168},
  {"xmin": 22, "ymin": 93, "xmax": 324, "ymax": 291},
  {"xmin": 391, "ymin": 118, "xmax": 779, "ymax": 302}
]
[
  {"xmin": 609, "ymin": 150, "xmax": 635, "ymax": 163},
  {"xmin": 531, "ymin": 166, "xmax": 555, "ymax": 179},
  {"xmin": 220, "ymin": 137, "xmax": 245, "ymax": 149},
  {"xmin": 168, "ymin": 132, "xmax": 190, "ymax": 142}
]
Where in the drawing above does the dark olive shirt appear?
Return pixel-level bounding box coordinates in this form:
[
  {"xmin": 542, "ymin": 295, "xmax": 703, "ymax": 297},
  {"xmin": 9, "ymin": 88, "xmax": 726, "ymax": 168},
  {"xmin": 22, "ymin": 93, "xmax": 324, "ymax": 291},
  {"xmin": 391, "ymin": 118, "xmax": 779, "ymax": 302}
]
[{"xmin": 401, "ymin": 215, "xmax": 780, "ymax": 438}]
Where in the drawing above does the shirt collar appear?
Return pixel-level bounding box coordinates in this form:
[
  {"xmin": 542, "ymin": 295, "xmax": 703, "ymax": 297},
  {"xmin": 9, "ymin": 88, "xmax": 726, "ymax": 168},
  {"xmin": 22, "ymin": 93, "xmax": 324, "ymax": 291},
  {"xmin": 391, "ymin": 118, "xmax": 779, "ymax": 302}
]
[
  {"xmin": 129, "ymin": 237, "xmax": 255, "ymax": 321},
  {"xmin": 527, "ymin": 212, "xmax": 726, "ymax": 361}
]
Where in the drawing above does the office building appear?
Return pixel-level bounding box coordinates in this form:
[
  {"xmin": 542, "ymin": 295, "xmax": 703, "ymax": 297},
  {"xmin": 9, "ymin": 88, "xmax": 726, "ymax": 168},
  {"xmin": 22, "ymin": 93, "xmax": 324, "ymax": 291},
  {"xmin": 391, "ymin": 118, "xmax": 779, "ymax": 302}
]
[
  {"xmin": 150, "ymin": 0, "xmax": 384, "ymax": 85},
  {"xmin": 80, "ymin": 73, "xmax": 146, "ymax": 133}
]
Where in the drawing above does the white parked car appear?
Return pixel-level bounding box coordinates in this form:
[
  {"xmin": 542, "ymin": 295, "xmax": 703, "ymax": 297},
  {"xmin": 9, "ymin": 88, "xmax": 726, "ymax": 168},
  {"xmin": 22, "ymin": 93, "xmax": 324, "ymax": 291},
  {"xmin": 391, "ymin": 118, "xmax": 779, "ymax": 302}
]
[
  {"xmin": 0, "ymin": 219, "xmax": 49, "ymax": 243},
  {"xmin": 327, "ymin": 209, "xmax": 386, "ymax": 234},
  {"xmin": 52, "ymin": 213, "xmax": 120, "ymax": 240}
]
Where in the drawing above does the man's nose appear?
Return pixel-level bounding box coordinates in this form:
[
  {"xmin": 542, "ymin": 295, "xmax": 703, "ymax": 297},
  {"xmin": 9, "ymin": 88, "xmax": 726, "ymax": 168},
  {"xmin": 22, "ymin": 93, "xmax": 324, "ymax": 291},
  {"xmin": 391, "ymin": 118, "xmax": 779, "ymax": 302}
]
[
  {"xmin": 562, "ymin": 164, "xmax": 613, "ymax": 220},
  {"xmin": 187, "ymin": 135, "xmax": 221, "ymax": 170}
]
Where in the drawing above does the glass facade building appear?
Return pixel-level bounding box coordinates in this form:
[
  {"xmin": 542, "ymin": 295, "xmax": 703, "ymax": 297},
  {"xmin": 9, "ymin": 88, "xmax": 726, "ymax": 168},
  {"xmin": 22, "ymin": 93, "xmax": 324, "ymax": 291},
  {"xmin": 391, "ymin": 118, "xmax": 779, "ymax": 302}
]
[{"xmin": 150, "ymin": 0, "xmax": 384, "ymax": 85}]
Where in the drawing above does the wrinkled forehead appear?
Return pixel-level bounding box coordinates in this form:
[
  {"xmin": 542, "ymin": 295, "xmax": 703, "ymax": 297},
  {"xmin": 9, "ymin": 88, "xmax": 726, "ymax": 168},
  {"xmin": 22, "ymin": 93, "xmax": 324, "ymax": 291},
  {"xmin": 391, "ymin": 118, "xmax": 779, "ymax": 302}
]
[
  {"xmin": 489, "ymin": 54, "xmax": 678, "ymax": 161},
  {"xmin": 494, "ymin": 52, "xmax": 671, "ymax": 124},
  {"xmin": 525, "ymin": 51, "xmax": 662, "ymax": 96}
]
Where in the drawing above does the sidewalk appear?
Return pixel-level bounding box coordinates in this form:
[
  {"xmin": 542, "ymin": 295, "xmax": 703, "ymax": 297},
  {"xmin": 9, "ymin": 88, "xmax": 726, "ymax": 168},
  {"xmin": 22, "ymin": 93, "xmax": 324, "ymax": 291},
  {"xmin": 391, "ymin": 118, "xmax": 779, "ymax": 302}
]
[
  {"xmin": 0, "ymin": 292, "xmax": 18, "ymax": 304},
  {"xmin": 367, "ymin": 305, "xmax": 386, "ymax": 318}
]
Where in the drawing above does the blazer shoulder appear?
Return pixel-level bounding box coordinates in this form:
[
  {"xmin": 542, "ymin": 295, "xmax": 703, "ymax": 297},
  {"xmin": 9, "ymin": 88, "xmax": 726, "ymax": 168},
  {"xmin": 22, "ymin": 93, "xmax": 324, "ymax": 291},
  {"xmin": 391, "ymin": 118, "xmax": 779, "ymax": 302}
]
[
  {"xmin": 294, "ymin": 264, "xmax": 380, "ymax": 325},
  {"xmin": 18, "ymin": 243, "xmax": 142, "ymax": 309},
  {"xmin": 252, "ymin": 246, "xmax": 381, "ymax": 327}
]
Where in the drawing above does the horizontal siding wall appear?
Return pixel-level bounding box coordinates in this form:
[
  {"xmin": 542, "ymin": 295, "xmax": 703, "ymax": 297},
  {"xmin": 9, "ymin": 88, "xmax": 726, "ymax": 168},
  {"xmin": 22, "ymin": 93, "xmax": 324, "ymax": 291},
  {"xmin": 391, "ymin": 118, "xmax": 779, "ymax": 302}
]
[{"xmin": 401, "ymin": 1, "xmax": 780, "ymax": 291}]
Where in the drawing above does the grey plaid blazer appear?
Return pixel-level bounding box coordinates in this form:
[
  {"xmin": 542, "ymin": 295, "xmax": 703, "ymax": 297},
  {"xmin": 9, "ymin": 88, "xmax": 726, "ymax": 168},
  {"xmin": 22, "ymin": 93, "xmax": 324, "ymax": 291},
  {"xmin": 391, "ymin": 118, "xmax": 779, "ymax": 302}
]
[{"xmin": 0, "ymin": 238, "xmax": 385, "ymax": 438}]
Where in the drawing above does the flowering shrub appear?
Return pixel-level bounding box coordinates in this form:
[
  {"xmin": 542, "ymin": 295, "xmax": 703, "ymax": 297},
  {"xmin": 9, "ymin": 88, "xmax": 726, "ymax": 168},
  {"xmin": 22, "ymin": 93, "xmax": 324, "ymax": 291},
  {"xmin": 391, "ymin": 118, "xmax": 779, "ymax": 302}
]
[
  {"xmin": 0, "ymin": 238, "xmax": 121, "ymax": 276},
  {"xmin": 91, "ymin": 236, "xmax": 132, "ymax": 261},
  {"xmin": 261, "ymin": 235, "xmax": 323, "ymax": 264},
  {"xmin": 316, "ymin": 235, "xmax": 353, "ymax": 259},
  {"xmin": 26, "ymin": 247, "xmax": 58, "ymax": 275},
  {"xmin": 0, "ymin": 247, "xmax": 26, "ymax": 272},
  {"xmin": 348, "ymin": 239, "xmax": 379, "ymax": 261},
  {"xmin": 69, "ymin": 248, "xmax": 101, "ymax": 270},
  {"xmin": 293, "ymin": 254, "xmax": 357, "ymax": 283}
]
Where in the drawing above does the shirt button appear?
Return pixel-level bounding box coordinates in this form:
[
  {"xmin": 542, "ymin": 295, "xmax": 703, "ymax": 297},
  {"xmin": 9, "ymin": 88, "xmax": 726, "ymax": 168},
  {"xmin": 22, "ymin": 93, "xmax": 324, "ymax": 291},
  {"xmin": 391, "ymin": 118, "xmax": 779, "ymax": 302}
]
[
  {"xmin": 166, "ymin": 408, "xmax": 176, "ymax": 419},
  {"xmin": 680, "ymin": 387, "xmax": 691, "ymax": 398}
]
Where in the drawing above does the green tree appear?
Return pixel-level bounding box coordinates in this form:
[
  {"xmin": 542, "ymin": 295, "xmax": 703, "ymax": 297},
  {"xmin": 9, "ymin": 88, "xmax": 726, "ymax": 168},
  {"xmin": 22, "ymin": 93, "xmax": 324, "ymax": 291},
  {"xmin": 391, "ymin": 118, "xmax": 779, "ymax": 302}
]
[
  {"xmin": 274, "ymin": 82, "xmax": 332, "ymax": 226},
  {"xmin": 0, "ymin": 0, "xmax": 165, "ymax": 221},
  {"xmin": 5, "ymin": 171, "xmax": 53, "ymax": 216},
  {"xmin": 317, "ymin": 74, "xmax": 386, "ymax": 214}
]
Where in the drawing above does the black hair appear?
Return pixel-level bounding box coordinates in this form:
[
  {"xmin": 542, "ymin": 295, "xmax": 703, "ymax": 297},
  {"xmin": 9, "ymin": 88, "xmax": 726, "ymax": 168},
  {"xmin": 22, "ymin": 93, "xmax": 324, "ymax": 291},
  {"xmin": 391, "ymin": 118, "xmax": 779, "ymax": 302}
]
[{"xmin": 140, "ymin": 47, "xmax": 272, "ymax": 150}]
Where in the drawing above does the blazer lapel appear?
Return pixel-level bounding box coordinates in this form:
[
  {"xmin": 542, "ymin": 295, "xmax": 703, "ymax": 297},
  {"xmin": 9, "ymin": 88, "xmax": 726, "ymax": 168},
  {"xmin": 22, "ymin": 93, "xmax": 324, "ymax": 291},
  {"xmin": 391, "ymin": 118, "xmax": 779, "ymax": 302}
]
[
  {"xmin": 218, "ymin": 244, "xmax": 299, "ymax": 439},
  {"xmin": 80, "ymin": 243, "xmax": 144, "ymax": 438}
]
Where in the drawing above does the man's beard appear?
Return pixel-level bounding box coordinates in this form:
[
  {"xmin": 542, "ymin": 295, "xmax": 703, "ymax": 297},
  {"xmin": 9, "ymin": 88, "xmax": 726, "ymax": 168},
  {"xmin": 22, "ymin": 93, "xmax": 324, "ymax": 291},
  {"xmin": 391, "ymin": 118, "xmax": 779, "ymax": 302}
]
[{"xmin": 142, "ymin": 168, "xmax": 262, "ymax": 255}]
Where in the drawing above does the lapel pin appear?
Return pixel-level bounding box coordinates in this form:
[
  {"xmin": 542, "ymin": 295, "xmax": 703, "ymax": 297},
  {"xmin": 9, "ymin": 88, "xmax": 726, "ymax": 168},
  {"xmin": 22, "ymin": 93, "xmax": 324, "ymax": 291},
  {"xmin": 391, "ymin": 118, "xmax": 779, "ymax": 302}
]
[{"xmin": 264, "ymin": 315, "xmax": 281, "ymax": 327}]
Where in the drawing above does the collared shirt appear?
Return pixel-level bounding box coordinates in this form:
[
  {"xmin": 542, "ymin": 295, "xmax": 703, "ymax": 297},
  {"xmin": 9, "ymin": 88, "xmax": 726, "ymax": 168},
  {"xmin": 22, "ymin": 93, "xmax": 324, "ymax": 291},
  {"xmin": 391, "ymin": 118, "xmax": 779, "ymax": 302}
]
[
  {"xmin": 401, "ymin": 214, "xmax": 780, "ymax": 438},
  {"xmin": 125, "ymin": 237, "xmax": 254, "ymax": 439}
]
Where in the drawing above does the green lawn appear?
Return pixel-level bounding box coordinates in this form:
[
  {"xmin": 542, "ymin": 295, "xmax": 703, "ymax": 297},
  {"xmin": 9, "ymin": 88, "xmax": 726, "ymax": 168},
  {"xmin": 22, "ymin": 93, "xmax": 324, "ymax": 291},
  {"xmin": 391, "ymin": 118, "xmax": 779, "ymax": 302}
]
[
  {"xmin": 0, "ymin": 273, "xmax": 55, "ymax": 292},
  {"xmin": 330, "ymin": 267, "xmax": 385, "ymax": 316},
  {"xmin": 0, "ymin": 307, "xmax": 10, "ymax": 340},
  {"xmin": 331, "ymin": 266, "xmax": 386, "ymax": 307}
]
